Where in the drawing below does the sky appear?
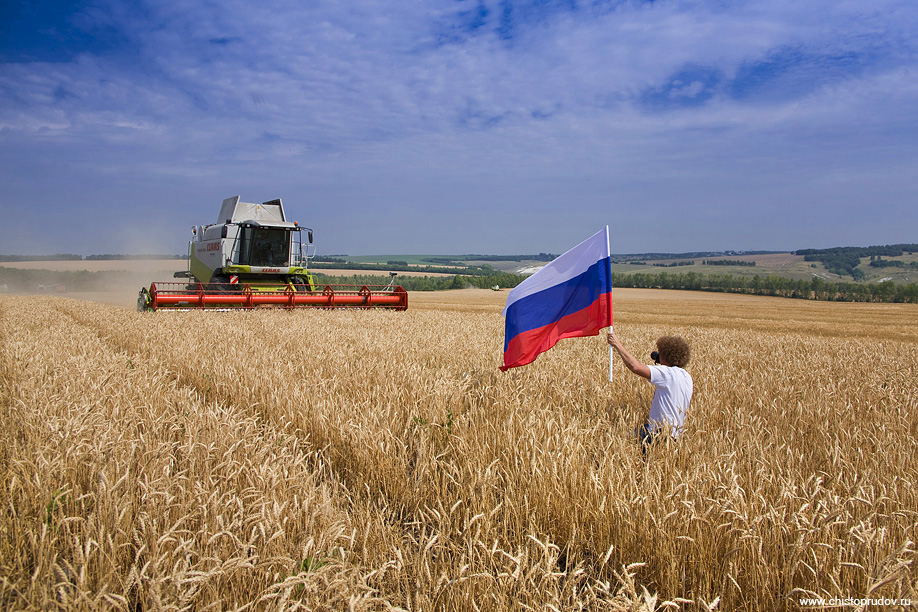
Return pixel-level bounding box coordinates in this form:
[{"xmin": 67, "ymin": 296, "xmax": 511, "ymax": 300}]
[{"xmin": 1, "ymin": 0, "xmax": 916, "ymax": 256}]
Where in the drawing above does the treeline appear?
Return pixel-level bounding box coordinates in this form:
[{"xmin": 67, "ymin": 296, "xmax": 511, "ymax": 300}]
[
  {"xmin": 422, "ymin": 254, "xmax": 558, "ymax": 266},
  {"xmin": 3, "ymin": 265, "xmax": 915, "ymax": 303},
  {"xmin": 455, "ymin": 253, "xmax": 558, "ymax": 262},
  {"xmin": 85, "ymin": 254, "xmax": 188, "ymax": 260},
  {"xmin": 869, "ymin": 259, "xmax": 918, "ymax": 269},
  {"xmin": 796, "ymin": 244, "xmax": 918, "ymax": 257},
  {"xmin": 0, "ymin": 254, "xmax": 82, "ymax": 262},
  {"xmin": 313, "ymin": 272, "xmax": 526, "ymax": 292},
  {"xmin": 312, "ymin": 257, "xmax": 348, "ymax": 264},
  {"xmin": 308, "ymin": 261, "xmax": 497, "ymax": 276},
  {"xmin": 702, "ymin": 259, "xmax": 756, "ymax": 267},
  {"xmin": 627, "ymin": 259, "xmax": 756, "ymax": 267},
  {"xmin": 614, "ymin": 272, "xmax": 918, "ymax": 303},
  {"xmin": 794, "ymin": 244, "xmax": 918, "ymax": 278},
  {"xmin": 614, "ymin": 250, "xmax": 778, "ymax": 262},
  {"xmin": 314, "ymin": 270, "xmax": 918, "ymax": 303},
  {"xmin": 0, "ymin": 254, "xmax": 186, "ymax": 261}
]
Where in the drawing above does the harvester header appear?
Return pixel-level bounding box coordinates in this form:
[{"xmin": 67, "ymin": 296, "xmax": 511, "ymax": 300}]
[{"xmin": 138, "ymin": 196, "xmax": 407, "ymax": 312}]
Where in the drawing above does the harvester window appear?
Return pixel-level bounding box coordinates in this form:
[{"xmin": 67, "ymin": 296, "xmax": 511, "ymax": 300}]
[{"xmin": 238, "ymin": 227, "xmax": 289, "ymax": 267}]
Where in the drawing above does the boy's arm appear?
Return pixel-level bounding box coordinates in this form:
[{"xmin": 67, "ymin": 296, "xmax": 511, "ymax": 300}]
[{"xmin": 607, "ymin": 330, "xmax": 651, "ymax": 379}]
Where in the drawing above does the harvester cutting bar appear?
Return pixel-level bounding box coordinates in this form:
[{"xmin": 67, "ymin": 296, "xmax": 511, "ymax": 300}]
[{"xmin": 139, "ymin": 282, "xmax": 408, "ymax": 311}]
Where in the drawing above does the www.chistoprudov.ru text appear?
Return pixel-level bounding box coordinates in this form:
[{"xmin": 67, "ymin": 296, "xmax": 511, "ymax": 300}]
[{"xmin": 799, "ymin": 596, "xmax": 911, "ymax": 608}]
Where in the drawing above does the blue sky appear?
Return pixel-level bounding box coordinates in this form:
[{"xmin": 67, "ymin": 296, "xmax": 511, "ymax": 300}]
[{"xmin": 1, "ymin": 0, "xmax": 916, "ymax": 256}]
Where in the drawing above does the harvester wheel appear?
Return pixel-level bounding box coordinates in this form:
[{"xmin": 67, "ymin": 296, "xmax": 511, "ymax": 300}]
[{"xmin": 209, "ymin": 276, "xmax": 240, "ymax": 293}]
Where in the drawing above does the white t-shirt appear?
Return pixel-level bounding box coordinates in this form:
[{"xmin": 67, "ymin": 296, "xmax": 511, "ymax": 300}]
[{"xmin": 648, "ymin": 365, "xmax": 693, "ymax": 437}]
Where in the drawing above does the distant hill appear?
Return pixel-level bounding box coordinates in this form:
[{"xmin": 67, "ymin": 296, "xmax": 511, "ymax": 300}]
[
  {"xmin": 612, "ymin": 250, "xmax": 783, "ymax": 261},
  {"xmin": 330, "ymin": 246, "xmax": 915, "ymax": 284},
  {"xmin": 793, "ymin": 244, "xmax": 918, "ymax": 279}
]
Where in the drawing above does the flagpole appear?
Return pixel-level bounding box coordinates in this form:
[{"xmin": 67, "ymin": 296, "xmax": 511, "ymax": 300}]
[
  {"xmin": 606, "ymin": 225, "xmax": 613, "ymax": 383},
  {"xmin": 609, "ymin": 341, "xmax": 614, "ymax": 382}
]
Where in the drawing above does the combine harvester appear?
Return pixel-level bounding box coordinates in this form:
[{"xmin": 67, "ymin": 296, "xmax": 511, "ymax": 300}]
[{"xmin": 138, "ymin": 196, "xmax": 407, "ymax": 311}]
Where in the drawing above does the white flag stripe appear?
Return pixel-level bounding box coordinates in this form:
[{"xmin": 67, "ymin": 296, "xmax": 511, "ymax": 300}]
[{"xmin": 502, "ymin": 227, "xmax": 610, "ymax": 316}]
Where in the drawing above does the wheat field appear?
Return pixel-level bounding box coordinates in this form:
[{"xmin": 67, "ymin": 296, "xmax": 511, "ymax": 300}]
[{"xmin": 0, "ymin": 289, "xmax": 916, "ymax": 610}]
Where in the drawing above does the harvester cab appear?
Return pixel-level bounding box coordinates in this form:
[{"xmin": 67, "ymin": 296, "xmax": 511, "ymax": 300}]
[
  {"xmin": 137, "ymin": 196, "xmax": 408, "ymax": 312},
  {"xmin": 176, "ymin": 196, "xmax": 316, "ymax": 289}
]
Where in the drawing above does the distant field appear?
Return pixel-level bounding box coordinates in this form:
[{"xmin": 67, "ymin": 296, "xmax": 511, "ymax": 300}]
[
  {"xmin": 612, "ymin": 253, "xmax": 816, "ymax": 280},
  {"xmin": 313, "ymin": 268, "xmax": 452, "ymax": 278},
  {"xmin": 687, "ymin": 252, "xmax": 802, "ymax": 266},
  {"xmin": 331, "ymin": 255, "xmax": 454, "ymax": 266},
  {"xmin": 340, "ymin": 252, "xmax": 918, "ymax": 283},
  {"xmin": 0, "ymin": 259, "xmax": 187, "ymax": 272},
  {"xmin": 0, "ymin": 260, "xmax": 449, "ymax": 278},
  {"xmin": 329, "ymin": 255, "xmax": 549, "ymax": 274}
]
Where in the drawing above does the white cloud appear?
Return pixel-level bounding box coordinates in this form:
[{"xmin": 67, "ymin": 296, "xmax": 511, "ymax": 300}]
[{"xmin": 1, "ymin": 0, "xmax": 916, "ymax": 254}]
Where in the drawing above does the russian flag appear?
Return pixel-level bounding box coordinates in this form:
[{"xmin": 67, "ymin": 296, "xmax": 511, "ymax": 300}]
[{"xmin": 501, "ymin": 227, "xmax": 613, "ymax": 371}]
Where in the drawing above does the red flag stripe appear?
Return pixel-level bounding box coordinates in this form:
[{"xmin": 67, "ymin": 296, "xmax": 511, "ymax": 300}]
[{"xmin": 500, "ymin": 293, "xmax": 611, "ymax": 371}]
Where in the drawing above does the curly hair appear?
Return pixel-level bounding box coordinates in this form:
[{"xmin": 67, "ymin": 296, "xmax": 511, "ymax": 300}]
[{"xmin": 656, "ymin": 336, "xmax": 691, "ymax": 368}]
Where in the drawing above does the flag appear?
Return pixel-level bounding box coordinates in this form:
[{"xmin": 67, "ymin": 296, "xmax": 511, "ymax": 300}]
[{"xmin": 500, "ymin": 227, "xmax": 613, "ymax": 371}]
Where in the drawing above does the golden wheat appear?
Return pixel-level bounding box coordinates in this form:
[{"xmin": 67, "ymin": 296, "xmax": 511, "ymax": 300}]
[{"xmin": 0, "ymin": 289, "xmax": 915, "ymax": 610}]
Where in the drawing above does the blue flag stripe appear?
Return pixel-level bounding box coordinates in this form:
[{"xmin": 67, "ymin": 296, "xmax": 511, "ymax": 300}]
[{"xmin": 503, "ymin": 257, "xmax": 612, "ymax": 351}]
